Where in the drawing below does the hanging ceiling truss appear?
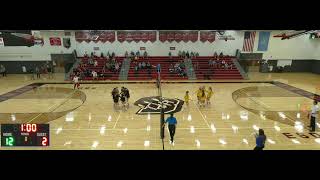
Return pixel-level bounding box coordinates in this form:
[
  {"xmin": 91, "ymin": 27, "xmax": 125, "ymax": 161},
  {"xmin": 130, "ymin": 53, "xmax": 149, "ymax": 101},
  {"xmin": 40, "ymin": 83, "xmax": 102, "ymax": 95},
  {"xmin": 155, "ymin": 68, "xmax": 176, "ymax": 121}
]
[{"xmin": 273, "ymin": 30, "xmax": 320, "ymax": 40}]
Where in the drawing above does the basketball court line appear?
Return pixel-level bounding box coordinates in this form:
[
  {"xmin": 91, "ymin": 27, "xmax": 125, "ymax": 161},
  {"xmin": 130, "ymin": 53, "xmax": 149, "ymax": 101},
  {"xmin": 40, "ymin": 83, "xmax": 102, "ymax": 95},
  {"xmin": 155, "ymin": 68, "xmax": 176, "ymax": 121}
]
[
  {"xmin": 239, "ymin": 88, "xmax": 298, "ymax": 125},
  {"xmin": 112, "ymin": 113, "xmax": 122, "ymax": 129},
  {"xmin": 51, "ymin": 126, "xmax": 306, "ymax": 131},
  {"xmin": 26, "ymin": 90, "xmax": 78, "ymax": 123},
  {"xmin": 192, "ymin": 100, "xmax": 210, "ymax": 128}
]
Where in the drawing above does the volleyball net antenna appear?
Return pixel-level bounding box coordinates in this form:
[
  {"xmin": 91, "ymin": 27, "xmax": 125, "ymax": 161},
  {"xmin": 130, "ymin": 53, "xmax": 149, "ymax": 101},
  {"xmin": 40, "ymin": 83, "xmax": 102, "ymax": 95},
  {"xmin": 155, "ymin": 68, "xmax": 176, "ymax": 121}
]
[{"xmin": 156, "ymin": 64, "xmax": 165, "ymax": 150}]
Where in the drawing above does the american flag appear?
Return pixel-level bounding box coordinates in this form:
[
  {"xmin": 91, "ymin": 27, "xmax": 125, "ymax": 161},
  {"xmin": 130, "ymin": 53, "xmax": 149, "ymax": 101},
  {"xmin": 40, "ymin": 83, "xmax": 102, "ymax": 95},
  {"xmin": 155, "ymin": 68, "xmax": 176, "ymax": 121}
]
[{"xmin": 242, "ymin": 31, "xmax": 256, "ymax": 52}]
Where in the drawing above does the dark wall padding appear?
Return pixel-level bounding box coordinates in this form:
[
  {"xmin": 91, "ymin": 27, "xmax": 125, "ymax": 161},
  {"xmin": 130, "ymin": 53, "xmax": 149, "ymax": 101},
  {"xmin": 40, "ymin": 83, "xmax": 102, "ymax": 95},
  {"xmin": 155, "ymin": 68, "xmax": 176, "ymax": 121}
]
[
  {"xmin": 311, "ymin": 61, "xmax": 320, "ymax": 74},
  {"xmin": 290, "ymin": 60, "xmax": 313, "ymax": 72},
  {"xmin": 0, "ymin": 61, "xmax": 52, "ymax": 74},
  {"xmin": 260, "ymin": 59, "xmax": 320, "ymax": 74}
]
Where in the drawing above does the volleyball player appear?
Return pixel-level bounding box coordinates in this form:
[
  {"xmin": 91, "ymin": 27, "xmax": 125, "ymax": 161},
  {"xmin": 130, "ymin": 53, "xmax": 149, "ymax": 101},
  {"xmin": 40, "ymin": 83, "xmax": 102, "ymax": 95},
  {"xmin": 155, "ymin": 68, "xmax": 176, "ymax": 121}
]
[
  {"xmin": 206, "ymin": 87, "xmax": 214, "ymax": 105},
  {"xmin": 112, "ymin": 87, "xmax": 120, "ymax": 106},
  {"xmin": 73, "ymin": 74, "xmax": 80, "ymax": 89},
  {"xmin": 184, "ymin": 91, "xmax": 191, "ymax": 106}
]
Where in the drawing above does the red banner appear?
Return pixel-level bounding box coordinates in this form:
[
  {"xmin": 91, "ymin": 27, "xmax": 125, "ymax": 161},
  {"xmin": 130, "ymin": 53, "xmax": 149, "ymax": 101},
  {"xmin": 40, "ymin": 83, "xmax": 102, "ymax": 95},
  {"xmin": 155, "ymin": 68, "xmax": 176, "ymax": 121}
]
[
  {"xmin": 117, "ymin": 31, "xmax": 156, "ymax": 43},
  {"xmin": 200, "ymin": 31, "xmax": 216, "ymax": 43},
  {"xmin": 75, "ymin": 31, "xmax": 115, "ymax": 43},
  {"xmin": 49, "ymin": 37, "xmax": 61, "ymax": 46},
  {"xmin": 159, "ymin": 31, "xmax": 198, "ymax": 42}
]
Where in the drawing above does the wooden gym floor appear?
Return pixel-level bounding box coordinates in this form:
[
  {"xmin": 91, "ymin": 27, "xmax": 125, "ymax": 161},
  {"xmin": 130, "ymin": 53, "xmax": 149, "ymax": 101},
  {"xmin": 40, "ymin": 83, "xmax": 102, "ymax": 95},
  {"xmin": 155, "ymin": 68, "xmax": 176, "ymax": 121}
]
[{"xmin": 0, "ymin": 72, "xmax": 320, "ymax": 150}]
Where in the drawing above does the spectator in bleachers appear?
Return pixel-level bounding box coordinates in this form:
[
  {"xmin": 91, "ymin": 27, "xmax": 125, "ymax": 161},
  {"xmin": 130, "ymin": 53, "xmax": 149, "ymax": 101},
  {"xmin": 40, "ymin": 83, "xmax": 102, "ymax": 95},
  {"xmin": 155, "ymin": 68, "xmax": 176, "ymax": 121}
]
[
  {"xmin": 138, "ymin": 62, "xmax": 142, "ymax": 70},
  {"xmin": 130, "ymin": 51, "xmax": 135, "ymax": 57},
  {"xmin": 134, "ymin": 55, "xmax": 139, "ymax": 62},
  {"xmin": 143, "ymin": 51, "xmax": 148, "ymax": 59},
  {"xmin": 112, "ymin": 52, "xmax": 115, "ymax": 58},
  {"xmin": 219, "ymin": 52, "xmax": 223, "ymax": 57},
  {"xmin": 179, "ymin": 61, "xmax": 185, "ymax": 69},
  {"xmin": 101, "ymin": 52, "xmax": 104, "ymax": 58},
  {"xmin": 209, "ymin": 59, "xmax": 214, "ymax": 67},
  {"xmin": 136, "ymin": 51, "xmax": 140, "ymax": 57},
  {"xmin": 107, "ymin": 51, "xmax": 111, "ymax": 58},
  {"xmin": 142, "ymin": 61, "xmax": 146, "ymax": 69},
  {"xmin": 115, "ymin": 62, "xmax": 120, "ymax": 72},
  {"xmin": 125, "ymin": 51, "xmax": 128, "ymax": 58},
  {"xmin": 168, "ymin": 52, "xmax": 172, "ymax": 58},
  {"xmin": 195, "ymin": 52, "xmax": 199, "ymax": 57},
  {"xmin": 224, "ymin": 63, "xmax": 229, "ymax": 69},
  {"xmin": 94, "ymin": 60, "xmax": 98, "ymax": 67},
  {"xmin": 90, "ymin": 52, "xmax": 94, "ymax": 58},
  {"xmin": 88, "ymin": 58, "xmax": 94, "ymax": 65},
  {"xmin": 221, "ymin": 60, "xmax": 226, "ymax": 69},
  {"xmin": 169, "ymin": 64, "xmax": 174, "ymax": 73},
  {"xmin": 146, "ymin": 61, "xmax": 152, "ymax": 76}
]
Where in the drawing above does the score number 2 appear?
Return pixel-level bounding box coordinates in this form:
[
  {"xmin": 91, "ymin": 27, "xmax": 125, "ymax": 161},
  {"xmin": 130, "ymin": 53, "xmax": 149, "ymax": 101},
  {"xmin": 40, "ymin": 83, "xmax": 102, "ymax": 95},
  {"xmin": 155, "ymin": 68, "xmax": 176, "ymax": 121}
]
[{"xmin": 41, "ymin": 137, "xmax": 48, "ymax": 146}]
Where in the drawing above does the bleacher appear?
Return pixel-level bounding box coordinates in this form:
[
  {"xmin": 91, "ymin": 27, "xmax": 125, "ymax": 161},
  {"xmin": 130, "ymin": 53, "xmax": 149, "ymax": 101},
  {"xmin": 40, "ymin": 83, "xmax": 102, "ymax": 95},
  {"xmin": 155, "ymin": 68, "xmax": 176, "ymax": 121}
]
[
  {"xmin": 71, "ymin": 55, "xmax": 243, "ymax": 81},
  {"xmin": 74, "ymin": 57, "xmax": 124, "ymax": 80},
  {"xmin": 192, "ymin": 56, "xmax": 243, "ymax": 80},
  {"xmin": 127, "ymin": 56, "xmax": 188, "ymax": 80}
]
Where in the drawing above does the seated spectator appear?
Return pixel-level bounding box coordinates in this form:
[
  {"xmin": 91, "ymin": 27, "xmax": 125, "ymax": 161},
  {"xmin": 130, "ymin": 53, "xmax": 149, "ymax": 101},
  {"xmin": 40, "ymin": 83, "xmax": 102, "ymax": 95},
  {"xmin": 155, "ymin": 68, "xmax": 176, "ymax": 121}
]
[
  {"xmin": 212, "ymin": 59, "xmax": 217, "ymax": 68},
  {"xmin": 224, "ymin": 63, "xmax": 229, "ymax": 69},
  {"xmin": 130, "ymin": 51, "xmax": 135, "ymax": 57},
  {"xmin": 91, "ymin": 52, "xmax": 94, "ymax": 58},
  {"xmin": 88, "ymin": 58, "xmax": 94, "ymax": 65},
  {"xmin": 179, "ymin": 61, "xmax": 185, "ymax": 69},
  {"xmin": 112, "ymin": 52, "xmax": 115, "ymax": 58},
  {"xmin": 168, "ymin": 52, "xmax": 172, "ymax": 58},
  {"xmin": 115, "ymin": 62, "xmax": 120, "ymax": 72},
  {"xmin": 178, "ymin": 51, "xmax": 182, "ymax": 57},
  {"xmin": 125, "ymin": 51, "xmax": 128, "ymax": 58},
  {"xmin": 169, "ymin": 64, "xmax": 174, "ymax": 73},
  {"xmin": 138, "ymin": 62, "xmax": 142, "ymax": 70},
  {"xmin": 174, "ymin": 62, "xmax": 180, "ymax": 69},
  {"xmin": 221, "ymin": 60, "xmax": 226, "ymax": 68},
  {"xmin": 101, "ymin": 52, "xmax": 104, "ymax": 58},
  {"xmin": 195, "ymin": 52, "xmax": 199, "ymax": 57},
  {"xmin": 142, "ymin": 61, "xmax": 146, "ymax": 69},
  {"xmin": 219, "ymin": 52, "xmax": 223, "ymax": 57},
  {"xmin": 134, "ymin": 55, "xmax": 139, "ymax": 61},
  {"xmin": 143, "ymin": 51, "xmax": 148, "ymax": 59},
  {"xmin": 146, "ymin": 61, "xmax": 151, "ymax": 69},
  {"xmin": 94, "ymin": 60, "xmax": 98, "ymax": 67},
  {"xmin": 209, "ymin": 59, "xmax": 213, "ymax": 66}
]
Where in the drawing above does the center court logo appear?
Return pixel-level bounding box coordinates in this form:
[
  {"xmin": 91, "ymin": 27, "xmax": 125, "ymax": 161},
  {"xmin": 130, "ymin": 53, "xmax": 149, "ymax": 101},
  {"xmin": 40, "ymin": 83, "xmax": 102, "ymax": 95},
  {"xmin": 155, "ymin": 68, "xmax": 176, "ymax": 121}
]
[{"xmin": 134, "ymin": 96, "xmax": 184, "ymax": 115}]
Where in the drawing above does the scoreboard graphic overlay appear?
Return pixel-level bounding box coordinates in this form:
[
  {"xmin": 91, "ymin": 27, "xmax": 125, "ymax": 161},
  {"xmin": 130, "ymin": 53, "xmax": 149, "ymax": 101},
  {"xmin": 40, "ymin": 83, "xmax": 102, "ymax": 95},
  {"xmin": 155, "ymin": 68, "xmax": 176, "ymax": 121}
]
[{"xmin": 1, "ymin": 124, "xmax": 49, "ymax": 147}]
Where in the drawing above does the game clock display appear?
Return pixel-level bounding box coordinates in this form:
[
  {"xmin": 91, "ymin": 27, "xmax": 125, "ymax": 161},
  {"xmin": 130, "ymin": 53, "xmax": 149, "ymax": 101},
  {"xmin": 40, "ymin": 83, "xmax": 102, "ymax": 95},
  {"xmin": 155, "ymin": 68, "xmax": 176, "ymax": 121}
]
[{"xmin": 1, "ymin": 124, "xmax": 49, "ymax": 147}]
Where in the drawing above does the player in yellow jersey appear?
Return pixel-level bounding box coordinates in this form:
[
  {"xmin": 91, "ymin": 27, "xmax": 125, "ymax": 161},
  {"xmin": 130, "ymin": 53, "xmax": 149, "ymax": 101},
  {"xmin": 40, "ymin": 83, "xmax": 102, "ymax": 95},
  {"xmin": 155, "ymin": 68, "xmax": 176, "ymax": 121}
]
[
  {"xmin": 199, "ymin": 88, "xmax": 206, "ymax": 107},
  {"xmin": 184, "ymin": 91, "xmax": 191, "ymax": 106},
  {"xmin": 206, "ymin": 87, "xmax": 214, "ymax": 105},
  {"xmin": 196, "ymin": 87, "xmax": 202, "ymax": 105}
]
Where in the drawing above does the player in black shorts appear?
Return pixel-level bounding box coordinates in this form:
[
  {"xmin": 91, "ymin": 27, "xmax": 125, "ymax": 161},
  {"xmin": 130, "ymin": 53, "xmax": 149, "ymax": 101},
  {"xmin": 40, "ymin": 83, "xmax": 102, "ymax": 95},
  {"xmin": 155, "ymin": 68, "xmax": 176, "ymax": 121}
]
[
  {"xmin": 120, "ymin": 92, "xmax": 127, "ymax": 107},
  {"xmin": 112, "ymin": 87, "xmax": 120, "ymax": 106}
]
